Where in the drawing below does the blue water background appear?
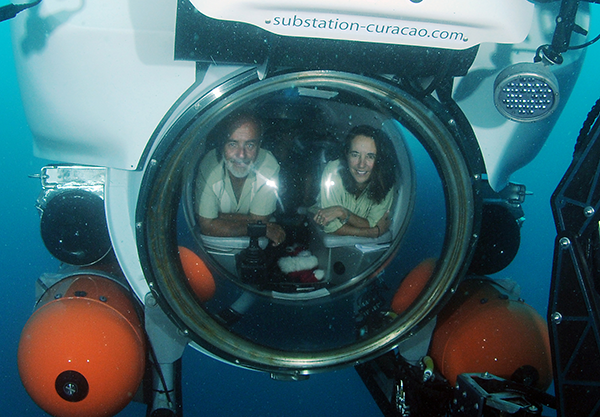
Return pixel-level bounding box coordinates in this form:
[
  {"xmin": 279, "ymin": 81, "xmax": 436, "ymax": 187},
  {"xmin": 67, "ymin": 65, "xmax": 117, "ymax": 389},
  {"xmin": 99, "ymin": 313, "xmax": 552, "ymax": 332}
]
[{"xmin": 1, "ymin": 11, "xmax": 599, "ymax": 417}]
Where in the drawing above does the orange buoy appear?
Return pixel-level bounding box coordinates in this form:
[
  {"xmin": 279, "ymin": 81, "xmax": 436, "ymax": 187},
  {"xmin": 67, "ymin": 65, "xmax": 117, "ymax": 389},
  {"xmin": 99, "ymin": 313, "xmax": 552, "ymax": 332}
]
[
  {"xmin": 18, "ymin": 275, "xmax": 146, "ymax": 417},
  {"xmin": 179, "ymin": 246, "xmax": 216, "ymax": 302},
  {"xmin": 429, "ymin": 279, "xmax": 552, "ymax": 389},
  {"xmin": 391, "ymin": 258, "xmax": 436, "ymax": 314}
]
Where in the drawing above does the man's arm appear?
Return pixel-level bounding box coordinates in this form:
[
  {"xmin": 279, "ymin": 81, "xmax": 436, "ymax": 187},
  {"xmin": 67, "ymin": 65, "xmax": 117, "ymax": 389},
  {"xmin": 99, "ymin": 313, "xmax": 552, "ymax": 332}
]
[
  {"xmin": 199, "ymin": 213, "xmax": 286, "ymax": 246},
  {"xmin": 199, "ymin": 213, "xmax": 257, "ymax": 237}
]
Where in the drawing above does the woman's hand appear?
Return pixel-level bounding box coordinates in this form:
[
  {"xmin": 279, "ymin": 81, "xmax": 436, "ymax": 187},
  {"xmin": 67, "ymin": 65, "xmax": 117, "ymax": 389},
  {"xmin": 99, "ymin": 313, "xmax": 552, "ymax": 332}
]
[{"xmin": 314, "ymin": 206, "xmax": 347, "ymax": 226}]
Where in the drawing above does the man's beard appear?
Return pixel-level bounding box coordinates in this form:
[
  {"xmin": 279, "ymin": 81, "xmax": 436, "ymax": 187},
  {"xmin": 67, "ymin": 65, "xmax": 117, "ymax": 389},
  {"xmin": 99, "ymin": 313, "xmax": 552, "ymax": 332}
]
[{"xmin": 226, "ymin": 158, "xmax": 255, "ymax": 178}]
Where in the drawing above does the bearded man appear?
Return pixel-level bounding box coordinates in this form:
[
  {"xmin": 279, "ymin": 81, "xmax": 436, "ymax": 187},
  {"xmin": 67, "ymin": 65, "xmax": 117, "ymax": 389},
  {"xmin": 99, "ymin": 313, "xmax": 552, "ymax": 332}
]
[{"xmin": 196, "ymin": 111, "xmax": 286, "ymax": 246}]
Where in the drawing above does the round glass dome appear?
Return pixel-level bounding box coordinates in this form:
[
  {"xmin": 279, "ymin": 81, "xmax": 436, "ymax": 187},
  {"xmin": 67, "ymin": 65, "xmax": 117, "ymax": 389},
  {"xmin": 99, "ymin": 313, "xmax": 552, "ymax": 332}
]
[{"xmin": 137, "ymin": 70, "xmax": 479, "ymax": 377}]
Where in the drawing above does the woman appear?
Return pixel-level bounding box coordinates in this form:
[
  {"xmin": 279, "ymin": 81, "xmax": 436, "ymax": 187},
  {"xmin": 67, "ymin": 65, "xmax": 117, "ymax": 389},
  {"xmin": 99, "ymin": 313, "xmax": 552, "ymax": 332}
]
[{"xmin": 314, "ymin": 125, "xmax": 398, "ymax": 237}]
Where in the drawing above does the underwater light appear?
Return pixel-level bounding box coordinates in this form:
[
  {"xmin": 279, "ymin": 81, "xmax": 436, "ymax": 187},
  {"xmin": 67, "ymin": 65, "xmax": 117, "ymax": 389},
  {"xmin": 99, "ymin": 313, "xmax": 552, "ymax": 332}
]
[{"xmin": 493, "ymin": 62, "xmax": 559, "ymax": 123}]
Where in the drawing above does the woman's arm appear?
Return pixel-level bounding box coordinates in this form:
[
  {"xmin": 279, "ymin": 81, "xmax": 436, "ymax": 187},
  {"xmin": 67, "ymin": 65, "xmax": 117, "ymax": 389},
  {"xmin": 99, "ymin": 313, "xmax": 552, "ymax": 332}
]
[
  {"xmin": 314, "ymin": 206, "xmax": 381, "ymax": 238},
  {"xmin": 333, "ymin": 210, "xmax": 390, "ymax": 237},
  {"xmin": 314, "ymin": 206, "xmax": 385, "ymax": 237},
  {"xmin": 314, "ymin": 205, "xmax": 369, "ymax": 227},
  {"xmin": 333, "ymin": 223, "xmax": 379, "ymax": 237}
]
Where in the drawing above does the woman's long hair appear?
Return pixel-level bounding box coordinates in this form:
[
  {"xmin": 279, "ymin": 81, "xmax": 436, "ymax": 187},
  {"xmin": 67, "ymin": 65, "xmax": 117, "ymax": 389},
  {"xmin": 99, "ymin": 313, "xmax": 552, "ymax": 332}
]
[{"xmin": 339, "ymin": 125, "xmax": 398, "ymax": 204}]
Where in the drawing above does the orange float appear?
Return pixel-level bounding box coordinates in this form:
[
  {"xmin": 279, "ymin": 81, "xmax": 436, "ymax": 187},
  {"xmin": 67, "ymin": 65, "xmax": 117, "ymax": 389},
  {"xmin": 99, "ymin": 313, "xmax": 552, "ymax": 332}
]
[
  {"xmin": 18, "ymin": 275, "xmax": 146, "ymax": 417},
  {"xmin": 428, "ymin": 279, "xmax": 552, "ymax": 389},
  {"xmin": 179, "ymin": 246, "xmax": 216, "ymax": 302},
  {"xmin": 391, "ymin": 258, "xmax": 436, "ymax": 315}
]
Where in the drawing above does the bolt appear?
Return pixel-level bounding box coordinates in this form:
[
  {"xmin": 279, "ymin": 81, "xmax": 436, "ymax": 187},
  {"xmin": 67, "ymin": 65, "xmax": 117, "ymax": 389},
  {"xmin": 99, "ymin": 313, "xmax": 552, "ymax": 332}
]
[
  {"xmin": 145, "ymin": 293, "xmax": 157, "ymax": 306},
  {"xmin": 99, "ymin": 295, "xmax": 107, "ymax": 302},
  {"xmin": 63, "ymin": 382, "xmax": 78, "ymax": 396},
  {"xmin": 559, "ymin": 237, "xmax": 571, "ymax": 249},
  {"xmin": 584, "ymin": 206, "xmax": 595, "ymax": 218},
  {"xmin": 551, "ymin": 312, "xmax": 562, "ymax": 324}
]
